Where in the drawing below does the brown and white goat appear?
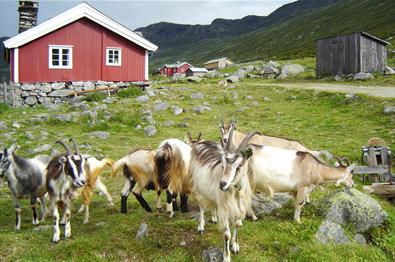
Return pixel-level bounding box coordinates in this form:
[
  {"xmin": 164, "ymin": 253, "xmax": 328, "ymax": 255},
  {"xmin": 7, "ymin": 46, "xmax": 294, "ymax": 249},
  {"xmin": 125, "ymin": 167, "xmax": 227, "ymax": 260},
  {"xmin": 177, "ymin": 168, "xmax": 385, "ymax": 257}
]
[
  {"xmin": 190, "ymin": 132, "xmax": 258, "ymax": 262},
  {"xmin": 155, "ymin": 139, "xmax": 192, "ymax": 217},
  {"xmin": 46, "ymin": 140, "xmax": 87, "ymax": 243},
  {"xmin": 111, "ymin": 148, "xmax": 161, "ymax": 213},
  {"xmin": 247, "ymin": 144, "xmax": 355, "ymax": 223}
]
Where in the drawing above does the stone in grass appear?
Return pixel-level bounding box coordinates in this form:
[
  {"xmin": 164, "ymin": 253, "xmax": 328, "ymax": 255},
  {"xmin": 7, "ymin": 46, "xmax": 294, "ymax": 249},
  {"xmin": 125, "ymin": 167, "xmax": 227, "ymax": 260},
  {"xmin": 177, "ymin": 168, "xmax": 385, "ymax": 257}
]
[
  {"xmin": 144, "ymin": 125, "xmax": 156, "ymax": 136},
  {"xmin": 136, "ymin": 223, "xmax": 148, "ymax": 240},
  {"xmin": 315, "ymin": 220, "xmax": 350, "ymax": 244},
  {"xmin": 55, "ymin": 114, "xmax": 73, "ymax": 122},
  {"xmin": 191, "ymin": 92, "xmax": 204, "ymax": 99},
  {"xmin": 0, "ymin": 121, "xmax": 7, "ymax": 130},
  {"xmin": 354, "ymin": 234, "xmax": 367, "ymax": 245},
  {"xmin": 384, "ymin": 106, "xmax": 395, "ymax": 115},
  {"xmin": 163, "ymin": 121, "xmax": 174, "ymax": 127},
  {"xmin": 202, "ymin": 247, "xmax": 223, "ymax": 262},
  {"xmin": 171, "ymin": 106, "xmax": 183, "ymax": 115},
  {"xmin": 153, "ymin": 102, "xmax": 168, "ymax": 111},
  {"xmin": 90, "ymin": 131, "xmax": 110, "ymax": 140},
  {"xmin": 136, "ymin": 95, "xmax": 149, "ymax": 103},
  {"xmin": 30, "ymin": 144, "xmax": 53, "ymax": 154}
]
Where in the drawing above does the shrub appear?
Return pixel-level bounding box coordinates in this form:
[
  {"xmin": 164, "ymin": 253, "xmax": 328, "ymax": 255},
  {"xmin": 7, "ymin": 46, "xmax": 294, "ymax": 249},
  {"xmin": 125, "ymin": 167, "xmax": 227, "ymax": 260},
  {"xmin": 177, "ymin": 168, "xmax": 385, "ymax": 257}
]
[
  {"xmin": 117, "ymin": 87, "xmax": 144, "ymax": 98},
  {"xmin": 85, "ymin": 92, "xmax": 107, "ymax": 102},
  {"xmin": 0, "ymin": 104, "xmax": 10, "ymax": 114}
]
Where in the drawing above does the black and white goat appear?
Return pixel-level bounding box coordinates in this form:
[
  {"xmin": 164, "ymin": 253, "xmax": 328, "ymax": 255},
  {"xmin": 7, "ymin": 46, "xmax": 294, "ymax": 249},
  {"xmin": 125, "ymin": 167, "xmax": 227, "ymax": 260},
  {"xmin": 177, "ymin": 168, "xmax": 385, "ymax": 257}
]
[
  {"xmin": 155, "ymin": 139, "xmax": 192, "ymax": 217},
  {"xmin": 46, "ymin": 140, "xmax": 86, "ymax": 243},
  {"xmin": 0, "ymin": 144, "xmax": 50, "ymax": 230},
  {"xmin": 189, "ymin": 132, "xmax": 258, "ymax": 262}
]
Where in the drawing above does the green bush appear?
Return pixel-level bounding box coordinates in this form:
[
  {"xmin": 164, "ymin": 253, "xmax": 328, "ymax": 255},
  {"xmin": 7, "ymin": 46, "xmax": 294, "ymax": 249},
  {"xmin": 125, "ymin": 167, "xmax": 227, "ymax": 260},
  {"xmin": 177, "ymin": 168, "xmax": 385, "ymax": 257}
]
[
  {"xmin": 0, "ymin": 104, "xmax": 10, "ymax": 114},
  {"xmin": 117, "ymin": 87, "xmax": 144, "ymax": 98},
  {"xmin": 85, "ymin": 92, "xmax": 107, "ymax": 102}
]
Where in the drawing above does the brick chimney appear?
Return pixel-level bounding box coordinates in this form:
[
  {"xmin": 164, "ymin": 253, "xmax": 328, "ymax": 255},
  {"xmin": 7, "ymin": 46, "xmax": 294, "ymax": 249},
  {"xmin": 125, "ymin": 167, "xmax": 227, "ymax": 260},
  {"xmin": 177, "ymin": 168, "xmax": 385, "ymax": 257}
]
[{"xmin": 18, "ymin": 0, "xmax": 39, "ymax": 33}]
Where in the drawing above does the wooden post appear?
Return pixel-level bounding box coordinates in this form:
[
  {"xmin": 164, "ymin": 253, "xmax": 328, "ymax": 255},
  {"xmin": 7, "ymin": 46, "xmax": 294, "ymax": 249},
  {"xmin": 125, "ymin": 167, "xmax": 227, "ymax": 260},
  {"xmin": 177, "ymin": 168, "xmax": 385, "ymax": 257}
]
[
  {"xmin": 367, "ymin": 147, "xmax": 379, "ymax": 182},
  {"xmin": 11, "ymin": 84, "xmax": 15, "ymax": 107},
  {"xmin": 3, "ymin": 82, "xmax": 7, "ymax": 105}
]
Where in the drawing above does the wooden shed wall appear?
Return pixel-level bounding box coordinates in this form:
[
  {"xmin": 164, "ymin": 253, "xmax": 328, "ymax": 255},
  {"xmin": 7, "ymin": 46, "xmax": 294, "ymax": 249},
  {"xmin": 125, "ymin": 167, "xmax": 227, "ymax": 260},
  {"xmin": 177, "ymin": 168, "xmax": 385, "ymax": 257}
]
[
  {"xmin": 360, "ymin": 35, "xmax": 387, "ymax": 73},
  {"xmin": 316, "ymin": 34, "xmax": 360, "ymax": 76}
]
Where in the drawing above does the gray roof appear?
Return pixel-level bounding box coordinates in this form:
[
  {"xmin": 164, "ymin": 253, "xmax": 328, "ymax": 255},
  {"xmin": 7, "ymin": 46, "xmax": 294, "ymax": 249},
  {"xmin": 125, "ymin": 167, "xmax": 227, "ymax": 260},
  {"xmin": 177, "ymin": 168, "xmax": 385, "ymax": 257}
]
[
  {"xmin": 188, "ymin": 67, "xmax": 208, "ymax": 72},
  {"xmin": 204, "ymin": 57, "xmax": 230, "ymax": 65},
  {"xmin": 162, "ymin": 62, "xmax": 191, "ymax": 68}
]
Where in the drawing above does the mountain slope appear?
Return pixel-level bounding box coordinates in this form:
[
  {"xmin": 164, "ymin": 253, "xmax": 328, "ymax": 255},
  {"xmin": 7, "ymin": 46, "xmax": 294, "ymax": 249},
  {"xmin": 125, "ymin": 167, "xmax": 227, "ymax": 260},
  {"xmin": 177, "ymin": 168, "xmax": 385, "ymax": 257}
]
[
  {"xmin": 0, "ymin": 37, "xmax": 10, "ymax": 83},
  {"xmin": 144, "ymin": 0, "xmax": 395, "ymax": 68}
]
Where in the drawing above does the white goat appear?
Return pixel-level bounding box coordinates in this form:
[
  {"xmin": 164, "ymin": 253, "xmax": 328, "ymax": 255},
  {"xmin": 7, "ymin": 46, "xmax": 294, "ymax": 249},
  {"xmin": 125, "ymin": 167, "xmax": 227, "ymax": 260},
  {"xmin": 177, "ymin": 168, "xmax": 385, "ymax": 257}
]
[
  {"xmin": 190, "ymin": 132, "xmax": 258, "ymax": 262},
  {"xmin": 248, "ymin": 144, "xmax": 355, "ymax": 223},
  {"xmin": 155, "ymin": 139, "xmax": 192, "ymax": 217}
]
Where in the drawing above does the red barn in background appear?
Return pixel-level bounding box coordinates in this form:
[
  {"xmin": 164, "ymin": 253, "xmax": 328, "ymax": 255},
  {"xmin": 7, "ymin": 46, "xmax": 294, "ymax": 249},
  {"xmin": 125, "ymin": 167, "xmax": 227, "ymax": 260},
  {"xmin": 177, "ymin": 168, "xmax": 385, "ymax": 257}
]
[
  {"xmin": 160, "ymin": 62, "xmax": 192, "ymax": 77},
  {"xmin": 4, "ymin": 3, "xmax": 158, "ymax": 83}
]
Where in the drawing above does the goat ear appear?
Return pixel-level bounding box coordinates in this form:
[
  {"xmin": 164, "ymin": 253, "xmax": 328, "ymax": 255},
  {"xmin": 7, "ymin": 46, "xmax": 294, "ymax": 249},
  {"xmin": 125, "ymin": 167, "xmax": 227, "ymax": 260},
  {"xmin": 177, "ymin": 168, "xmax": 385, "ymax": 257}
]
[
  {"xmin": 59, "ymin": 156, "xmax": 67, "ymax": 164},
  {"xmin": 241, "ymin": 148, "xmax": 253, "ymax": 160},
  {"xmin": 346, "ymin": 163, "xmax": 357, "ymax": 173},
  {"xmin": 8, "ymin": 144, "xmax": 17, "ymax": 154}
]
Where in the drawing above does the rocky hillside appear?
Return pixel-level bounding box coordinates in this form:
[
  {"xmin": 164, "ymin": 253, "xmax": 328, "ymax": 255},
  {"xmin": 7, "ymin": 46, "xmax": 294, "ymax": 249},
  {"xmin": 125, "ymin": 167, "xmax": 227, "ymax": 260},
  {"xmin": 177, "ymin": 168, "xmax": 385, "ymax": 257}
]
[
  {"xmin": 139, "ymin": 0, "xmax": 395, "ymax": 68},
  {"xmin": 0, "ymin": 37, "xmax": 10, "ymax": 83}
]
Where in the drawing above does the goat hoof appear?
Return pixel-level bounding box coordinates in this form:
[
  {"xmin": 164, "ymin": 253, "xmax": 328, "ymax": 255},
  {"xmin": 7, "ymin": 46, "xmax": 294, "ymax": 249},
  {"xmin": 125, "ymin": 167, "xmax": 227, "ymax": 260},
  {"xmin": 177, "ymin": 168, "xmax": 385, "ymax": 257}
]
[
  {"xmin": 198, "ymin": 230, "xmax": 205, "ymax": 235},
  {"xmin": 107, "ymin": 202, "xmax": 114, "ymax": 207}
]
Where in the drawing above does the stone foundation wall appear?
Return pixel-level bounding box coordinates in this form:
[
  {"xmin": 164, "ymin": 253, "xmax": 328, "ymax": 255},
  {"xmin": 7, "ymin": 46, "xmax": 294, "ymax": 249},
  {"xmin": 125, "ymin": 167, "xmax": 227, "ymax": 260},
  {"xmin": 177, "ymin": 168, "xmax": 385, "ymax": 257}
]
[{"xmin": 2, "ymin": 81, "xmax": 144, "ymax": 107}]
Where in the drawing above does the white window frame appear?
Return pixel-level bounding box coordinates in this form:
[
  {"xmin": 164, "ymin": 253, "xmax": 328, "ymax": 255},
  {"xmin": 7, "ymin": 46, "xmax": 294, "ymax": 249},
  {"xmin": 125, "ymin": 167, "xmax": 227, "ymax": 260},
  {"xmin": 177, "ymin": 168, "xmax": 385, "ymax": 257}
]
[
  {"xmin": 106, "ymin": 47, "xmax": 122, "ymax": 66},
  {"xmin": 48, "ymin": 45, "xmax": 73, "ymax": 69}
]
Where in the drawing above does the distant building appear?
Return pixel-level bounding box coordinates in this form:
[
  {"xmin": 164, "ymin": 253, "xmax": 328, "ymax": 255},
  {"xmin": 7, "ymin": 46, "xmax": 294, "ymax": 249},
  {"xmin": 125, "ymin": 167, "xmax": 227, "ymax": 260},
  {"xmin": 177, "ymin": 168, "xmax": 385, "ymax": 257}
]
[
  {"xmin": 186, "ymin": 67, "xmax": 208, "ymax": 77},
  {"xmin": 204, "ymin": 57, "xmax": 232, "ymax": 71},
  {"xmin": 3, "ymin": 3, "xmax": 158, "ymax": 83},
  {"xmin": 316, "ymin": 32, "xmax": 389, "ymax": 76},
  {"xmin": 160, "ymin": 62, "xmax": 192, "ymax": 77}
]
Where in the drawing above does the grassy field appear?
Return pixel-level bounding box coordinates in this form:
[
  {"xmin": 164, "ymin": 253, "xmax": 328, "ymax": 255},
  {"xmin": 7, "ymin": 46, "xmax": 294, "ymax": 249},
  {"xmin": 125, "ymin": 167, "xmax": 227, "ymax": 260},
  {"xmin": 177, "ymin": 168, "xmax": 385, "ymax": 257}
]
[{"xmin": 0, "ymin": 78, "xmax": 394, "ymax": 261}]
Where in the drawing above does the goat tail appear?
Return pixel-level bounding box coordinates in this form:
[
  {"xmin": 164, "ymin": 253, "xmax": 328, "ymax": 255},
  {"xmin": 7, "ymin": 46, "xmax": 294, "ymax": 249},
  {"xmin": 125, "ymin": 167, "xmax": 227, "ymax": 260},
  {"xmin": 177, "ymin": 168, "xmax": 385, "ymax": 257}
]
[{"xmin": 110, "ymin": 158, "xmax": 127, "ymax": 177}]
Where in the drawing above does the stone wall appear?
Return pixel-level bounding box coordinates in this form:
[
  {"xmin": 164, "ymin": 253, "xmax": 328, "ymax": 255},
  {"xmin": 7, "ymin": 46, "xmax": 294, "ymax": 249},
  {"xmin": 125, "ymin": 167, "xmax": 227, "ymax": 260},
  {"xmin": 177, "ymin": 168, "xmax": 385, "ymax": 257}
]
[{"xmin": 2, "ymin": 81, "xmax": 143, "ymax": 107}]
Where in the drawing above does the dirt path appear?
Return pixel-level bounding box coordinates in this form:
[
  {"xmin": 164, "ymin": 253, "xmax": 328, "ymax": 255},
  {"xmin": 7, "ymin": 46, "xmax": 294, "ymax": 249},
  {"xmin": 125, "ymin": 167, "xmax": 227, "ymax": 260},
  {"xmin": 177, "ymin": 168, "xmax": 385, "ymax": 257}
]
[{"xmin": 255, "ymin": 82, "xmax": 395, "ymax": 99}]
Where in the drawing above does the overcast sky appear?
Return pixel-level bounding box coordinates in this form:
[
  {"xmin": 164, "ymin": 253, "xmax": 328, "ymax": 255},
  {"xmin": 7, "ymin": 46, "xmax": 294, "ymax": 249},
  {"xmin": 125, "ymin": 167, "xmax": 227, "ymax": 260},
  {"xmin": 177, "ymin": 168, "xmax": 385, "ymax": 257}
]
[{"xmin": 0, "ymin": 0, "xmax": 296, "ymax": 37}]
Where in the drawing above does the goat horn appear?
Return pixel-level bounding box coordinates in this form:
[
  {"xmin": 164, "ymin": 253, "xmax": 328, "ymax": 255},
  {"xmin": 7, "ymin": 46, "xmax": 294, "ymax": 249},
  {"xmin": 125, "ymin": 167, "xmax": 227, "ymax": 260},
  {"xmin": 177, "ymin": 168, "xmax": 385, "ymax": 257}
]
[
  {"xmin": 56, "ymin": 140, "xmax": 71, "ymax": 156},
  {"xmin": 69, "ymin": 138, "xmax": 80, "ymax": 155},
  {"xmin": 187, "ymin": 132, "xmax": 193, "ymax": 142},
  {"xmin": 235, "ymin": 131, "xmax": 261, "ymax": 154},
  {"xmin": 220, "ymin": 115, "xmax": 224, "ymax": 127},
  {"xmin": 197, "ymin": 132, "xmax": 202, "ymax": 141},
  {"xmin": 333, "ymin": 156, "xmax": 345, "ymax": 167},
  {"xmin": 225, "ymin": 125, "xmax": 235, "ymax": 152},
  {"xmin": 341, "ymin": 157, "xmax": 350, "ymax": 166}
]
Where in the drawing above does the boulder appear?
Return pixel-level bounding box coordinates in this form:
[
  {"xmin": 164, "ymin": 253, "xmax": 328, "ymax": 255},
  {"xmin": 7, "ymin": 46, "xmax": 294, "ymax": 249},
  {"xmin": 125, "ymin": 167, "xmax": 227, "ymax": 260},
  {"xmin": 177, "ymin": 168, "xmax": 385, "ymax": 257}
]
[
  {"xmin": 171, "ymin": 106, "xmax": 183, "ymax": 115},
  {"xmin": 83, "ymin": 82, "xmax": 95, "ymax": 91},
  {"xmin": 153, "ymin": 102, "xmax": 168, "ymax": 111},
  {"xmin": 40, "ymin": 84, "xmax": 52, "ymax": 93},
  {"xmin": 319, "ymin": 189, "xmax": 387, "ymax": 233},
  {"xmin": 202, "ymin": 247, "xmax": 223, "ymax": 262},
  {"xmin": 0, "ymin": 121, "xmax": 7, "ymax": 130},
  {"xmin": 90, "ymin": 131, "xmax": 110, "ymax": 140},
  {"xmin": 384, "ymin": 66, "xmax": 395, "ymax": 75},
  {"xmin": 55, "ymin": 114, "xmax": 73, "ymax": 122},
  {"xmin": 48, "ymin": 90, "xmax": 71, "ymax": 97},
  {"xmin": 144, "ymin": 125, "xmax": 156, "ymax": 136},
  {"xmin": 354, "ymin": 234, "xmax": 367, "ymax": 245},
  {"xmin": 51, "ymin": 82, "xmax": 66, "ymax": 90},
  {"xmin": 384, "ymin": 106, "xmax": 395, "ymax": 115},
  {"xmin": 173, "ymin": 73, "xmax": 186, "ymax": 81},
  {"xmin": 251, "ymin": 193, "xmax": 292, "ymax": 216},
  {"xmin": 193, "ymin": 105, "xmax": 212, "ymax": 114},
  {"xmin": 21, "ymin": 84, "xmax": 35, "ymax": 91},
  {"xmin": 334, "ymin": 75, "xmax": 343, "ymax": 81},
  {"xmin": 12, "ymin": 122, "xmax": 21, "ymax": 129},
  {"xmin": 205, "ymin": 71, "xmax": 223, "ymax": 79},
  {"xmin": 73, "ymin": 102, "xmax": 89, "ymax": 111},
  {"xmin": 241, "ymin": 65, "xmax": 254, "ymax": 73},
  {"xmin": 135, "ymin": 223, "xmax": 148, "ymax": 240},
  {"xmin": 266, "ymin": 60, "xmax": 280, "ymax": 68},
  {"xmin": 136, "ymin": 95, "xmax": 149, "ymax": 103},
  {"xmin": 262, "ymin": 66, "xmax": 279, "ymax": 75},
  {"xmin": 226, "ymin": 76, "xmax": 239, "ymax": 83},
  {"xmin": 187, "ymin": 76, "xmax": 202, "ymax": 83},
  {"xmin": 281, "ymin": 64, "xmax": 304, "ymax": 76},
  {"xmin": 353, "ymin": 72, "xmax": 374, "ymax": 80},
  {"xmin": 25, "ymin": 96, "xmax": 38, "ymax": 106},
  {"xmin": 315, "ymin": 220, "xmax": 350, "ymax": 244},
  {"xmin": 235, "ymin": 69, "xmax": 246, "ymax": 79},
  {"xmin": 191, "ymin": 92, "xmax": 204, "ymax": 99}
]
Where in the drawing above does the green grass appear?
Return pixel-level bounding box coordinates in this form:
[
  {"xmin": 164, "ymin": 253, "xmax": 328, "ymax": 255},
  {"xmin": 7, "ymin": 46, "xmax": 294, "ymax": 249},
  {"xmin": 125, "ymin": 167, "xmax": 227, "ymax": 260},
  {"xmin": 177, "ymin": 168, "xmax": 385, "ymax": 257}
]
[
  {"xmin": 117, "ymin": 87, "xmax": 144, "ymax": 98},
  {"xmin": 0, "ymin": 78, "xmax": 395, "ymax": 261}
]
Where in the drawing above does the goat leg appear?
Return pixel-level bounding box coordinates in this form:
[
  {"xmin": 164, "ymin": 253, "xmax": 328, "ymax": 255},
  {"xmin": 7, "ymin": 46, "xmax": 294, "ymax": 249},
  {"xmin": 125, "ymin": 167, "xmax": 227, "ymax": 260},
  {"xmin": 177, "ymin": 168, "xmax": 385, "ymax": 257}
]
[
  {"xmin": 165, "ymin": 190, "xmax": 174, "ymax": 217},
  {"xmin": 51, "ymin": 200, "xmax": 60, "ymax": 243},
  {"xmin": 120, "ymin": 178, "xmax": 134, "ymax": 214},
  {"xmin": 223, "ymin": 223, "xmax": 231, "ymax": 262},
  {"xmin": 172, "ymin": 193, "xmax": 179, "ymax": 211},
  {"xmin": 133, "ymin": 192, "xmax": 152, "ymax": 212},
  {"xmin": 64, "ymin": 203, "xmax": 72, "ymax": 239},
  {"xmin": 180, "ymin": 194, "xmax": 189, "ymax": 212},
  {"xmin": 210, "ymin": 209, "xmax": 218, "ymax": 224},
  {"xmin": 95, "ymin": 178, "xmax": 113, "ymax": 206},
  {"xmin": 156, "ymin": 190, "xmax": 163, "ymax": 212},
  {"xmin": 11, "ymin": 192, "xmax": 21, "ymax": 230},
  {"xmin": 231, "ymin": 221, "xmax": 241, "ymax": 254},
  {"xmin": 39, "ymin": 196, "xmax": 46, "ymax": 222},
  {"xmin": 197, "ymin": 207, "xmax": 205, "ymax": 234},
  {"xmin": 30, "ymin": 194, "xmax": 39, "ymax": 226}
]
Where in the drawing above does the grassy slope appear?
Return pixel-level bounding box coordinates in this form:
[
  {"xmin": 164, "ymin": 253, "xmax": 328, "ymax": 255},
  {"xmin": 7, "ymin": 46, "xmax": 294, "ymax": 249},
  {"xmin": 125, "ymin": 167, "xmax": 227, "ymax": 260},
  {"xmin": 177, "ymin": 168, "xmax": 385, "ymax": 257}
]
[
  {"xmin": 151, "ymin": 0, "xmax": 395, "ymax": 68},
  {"xmin": 0, "ymin": 79, "xmax": 394, "ymax": 261}
]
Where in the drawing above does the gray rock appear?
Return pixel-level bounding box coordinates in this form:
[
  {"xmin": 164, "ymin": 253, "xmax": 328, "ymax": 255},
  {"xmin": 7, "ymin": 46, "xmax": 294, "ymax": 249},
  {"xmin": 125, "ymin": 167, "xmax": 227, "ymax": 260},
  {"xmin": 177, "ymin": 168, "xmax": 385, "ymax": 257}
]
[
  {"xmin": 21, "ymin": 84, "xmax": 35, "ymax": 91},
  {"xmin": 226, "ymin": 76, "xmax": 239, "ymax": 83},
  {"xmin": 30, "ymin": 144, "xmax": 53, "ymax": 154},
  {"xmin": 135, "ymin": 223, "xmax": 148, "ymax": 240},
  {"xmin": 191, "ymin": 92, "xmax": 204, "ymax": 99},
  {"xmin": 177, "ymin": 122, "xmax": 189, "ymax": 128},
  {"xmin": 262, "ymin": 66, "xmax": 279, "ymax": 75},
  {"xmin": 266, "ymin": 60, "xmax": 280, "ymax": 68},
  {"xmin": 153, "ymin": 102, "xmax": 168, "ymax": 111},
  {"xmin": 193, "ymin": 106, "xmax": 212, "ymax": 114},
  {"xmin": 12, "ymin": 122, "xmax": 20, "ymax": 129},
  {"xmin": 25, "ymin": 96, "xmax": 38, "ymax": 106},
  {"xmin": 48, "ymin": 90, "xmax": 71, "ymax": 97},
  {"xmin": 223, "ymin": 73, "xmax": 230, "ymax": 77},
  {"xmin": 345, "ymin": 94, "xmax": 358, "ymax": 99},
  {"xmin": 173, "ymin": 73, "xmax": 186, "ymax": 81},
  {"xmin": 171, "ymin": 106, "xmax": 183, "ymax": 115},
  {"xmin": 25, "ymin": 132, "xmax": 34, "ymax": 139},
  {"xmin": 144, "ymin": 125, "xmax": 156, "ymax": 136},
  {"xmin": 163, "ymin": 121, "xmax": 174, "ymax": 127},
  {"xmin": 45, "ymin": 103, "xmax": 60, "ymax": 110},
  {"xmin": 51, "ymin": 82, "xmax": 66, "ymax": 90},
  {"xmin": 384, "ymin": 106, "xmax": 395, "ymax": 115},
  {"xmin": 136, "ymin": 95, "xmax": 149, "ymax": 103},
  {"xmin": 40, "ymin": 84, "xmax": 52, "ymax": 93},
  {"xmin": 267, "ymin": 74, "xmax": 277, "ymax": 79},
  {"xmin": 202, "ymin": 247, "xmax": 223, "ymax": 262},
  {"xmin": 231, "ymin": 92, "xmax": 238, "ymax": 100},
  {"xmin": 73, "ymin": 102, "xmax": 89, "ymax": 111},
  {"xmin": 34, "ymin": 113, "xmax": 51, "ymax": 122},
  {"xmin": 235, "ymin": 69, "xmax": 246, "ymax": 79},
  {"xmin": 251, "ymin": 193, "xmax": 292, "ymax": 216},
  {"xmin": 0, "ymin": 121, "xmax": 7, "ymax": 130},
  {"xmin": 281, "ymin": 64, "xmax": 304, "ymax": 76},
  {"xmin": 142, "ymin": 115, "xmax": 155, "ymax": 125},
  {"xmin": 241, "ymin": 65, "xmax": 254, "ymax": 73},
  {"xmin": 353, "ymin": 72, "xmax": 374, "ymax": 80},
  {"xmin": 205, "ymin": 71, "xmax": 223, "ymax": 79},
  {"xmin": 277, "ymin": 73, "xmax": 288, "ymax": 80},
  {"xmin": 72, "ymin": 81, "xmax": 84, "ymax": 87},
  {"xmin": 135, "ymin": 124, "xmax": 142, "ymax": 130},
  {"xmin": 287, "ymin": 96, "xmax": 297, "ymax": 100},
  {"xmin": 246, "ymin": 74, "xmax": 260, "ymax": 79},
  {"xmin": 55, "ymin": 114, "xmax": 73, "ymax": 122},
  {"xmin": 90, "ymin": 131, "xmax": 110, "ymax": 140},
  {"xmin": 83, "ymin": 82, "xmax": 95, "ymax": 91},
  {"xmin": 146, "ymin": 90, "xmax": 155, "ymax": 97},
  {"xmin": 320, "ymin": 189, "xmax": 387, "ymax": 233},
  {"xmin": 315, "ymin": 220, "xmax": 350, "ymax": 244},
  {"xmin": 354, "ymin": 234, "xmax": 367, "ymax": 245},
  {"xmin": 187, "ymin": 76, "xmax": 202, "ymax": 83},
  {"xmin": 384, "ymin": 66, "xmax": 395, "ymax": 75},
  {"xmin": 334, "ymin": 75, "xmax": 343, "ymax": 81},
  {"xmin": 82, "ymin": 110, "xmax": 98, "ymax": 120},
  {"xmin": 103, "ymin": 97, "xmax": 116, "ymax": 104}
]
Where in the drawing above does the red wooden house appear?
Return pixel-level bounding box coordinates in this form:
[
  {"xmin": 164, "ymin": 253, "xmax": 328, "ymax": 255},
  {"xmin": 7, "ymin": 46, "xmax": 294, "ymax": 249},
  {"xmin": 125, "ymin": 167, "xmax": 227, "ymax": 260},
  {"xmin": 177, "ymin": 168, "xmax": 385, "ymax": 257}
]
[
  {"xmin": 160, "ymin": 62, "xmax": 192, "ymax": 77},
  {"xmin": 3, "ymin": 3, "xmax": 158, "ymax": 83}
]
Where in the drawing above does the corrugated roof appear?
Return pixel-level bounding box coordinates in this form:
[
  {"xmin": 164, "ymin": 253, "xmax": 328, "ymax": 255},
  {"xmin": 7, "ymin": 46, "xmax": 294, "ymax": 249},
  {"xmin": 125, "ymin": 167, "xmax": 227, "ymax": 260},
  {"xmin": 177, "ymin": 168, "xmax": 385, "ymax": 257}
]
[
  {"xmin": 162, "ymin": 62, "xmax": 191, "ymax": 68},
  {"xmin": 188, "ymin": 67, "xmax": 208, "ymax": 72}
]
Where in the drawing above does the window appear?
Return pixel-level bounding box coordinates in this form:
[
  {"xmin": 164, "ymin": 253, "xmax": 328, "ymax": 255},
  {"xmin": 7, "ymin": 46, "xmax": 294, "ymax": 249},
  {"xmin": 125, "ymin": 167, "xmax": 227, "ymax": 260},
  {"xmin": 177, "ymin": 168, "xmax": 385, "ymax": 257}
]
[
  {"xmin": 49, "ymin": 45, "xmax": 73, "ymax": 69},
  {"xmin": 106, "ymin": 48, "xmax": 122, "ymax": 66}
]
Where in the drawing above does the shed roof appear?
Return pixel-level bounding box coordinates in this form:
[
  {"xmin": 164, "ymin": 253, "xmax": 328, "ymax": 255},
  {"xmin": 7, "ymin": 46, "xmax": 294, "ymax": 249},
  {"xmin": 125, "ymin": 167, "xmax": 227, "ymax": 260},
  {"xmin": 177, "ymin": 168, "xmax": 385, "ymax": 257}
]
[
  {"xmin": 317, "ymin": 32, "xmax": 389, "ymax": 45},
  {"xmin": 162, "ymin": 62, "xmax": 191, "ymax": 68},
  {"xmin": 4, "ymin": 2, "xmax": 158, "ymax": 51},
  {"xmin": 204, "ymin": 57, "xmax": 231, "ymax": 64},
  {"xmin": 188, "ymin": 67, "xmax": 208, "ymax": 73}
]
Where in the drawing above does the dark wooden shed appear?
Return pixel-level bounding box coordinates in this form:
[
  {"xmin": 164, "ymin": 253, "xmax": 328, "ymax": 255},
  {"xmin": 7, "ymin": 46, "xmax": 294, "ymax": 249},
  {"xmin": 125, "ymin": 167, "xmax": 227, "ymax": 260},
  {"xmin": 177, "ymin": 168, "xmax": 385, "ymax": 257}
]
[{"xmin": 316, "ymin": 32, "xmax": 389, "ymax": 76}]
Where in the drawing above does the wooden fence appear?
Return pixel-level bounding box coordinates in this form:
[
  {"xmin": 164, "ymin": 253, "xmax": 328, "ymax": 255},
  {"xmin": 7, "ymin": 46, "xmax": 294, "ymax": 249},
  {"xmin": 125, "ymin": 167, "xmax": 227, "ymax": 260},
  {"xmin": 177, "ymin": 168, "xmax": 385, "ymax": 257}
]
[{"xmin": 0, "ymin": 82, "xmax": 14, "ymax": 106}]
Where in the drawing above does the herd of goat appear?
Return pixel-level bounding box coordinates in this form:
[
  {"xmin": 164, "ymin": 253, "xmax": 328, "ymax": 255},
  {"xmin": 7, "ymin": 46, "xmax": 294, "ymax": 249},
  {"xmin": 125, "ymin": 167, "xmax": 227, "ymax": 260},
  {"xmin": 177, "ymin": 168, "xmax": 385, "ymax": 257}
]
[{"xmin": 0, "ymin": 118, "xmax": 356, "ymax": 261}]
